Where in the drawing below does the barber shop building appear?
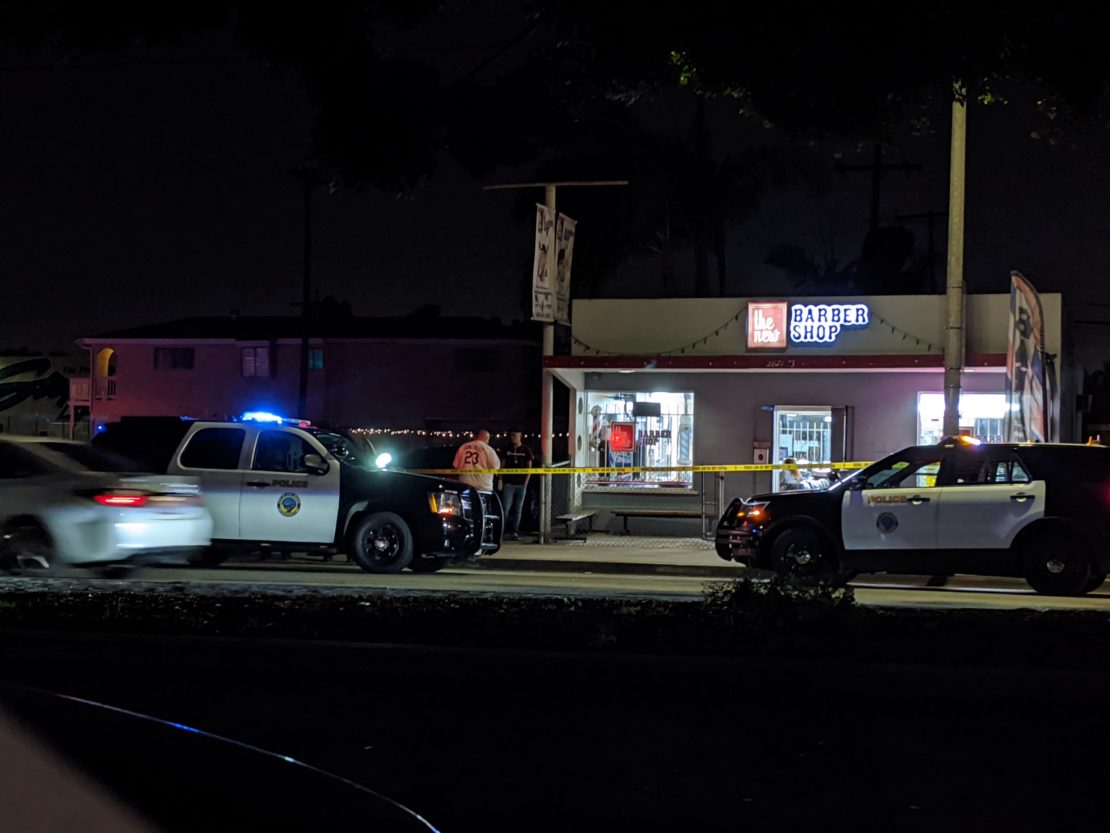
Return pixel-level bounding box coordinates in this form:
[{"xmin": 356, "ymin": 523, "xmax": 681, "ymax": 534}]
[{"xmin": 546, "ymin": 293, "xmax": 1071, "ymax": 534}]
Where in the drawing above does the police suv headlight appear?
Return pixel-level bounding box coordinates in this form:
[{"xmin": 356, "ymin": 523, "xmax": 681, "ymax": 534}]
[
  {"xmin": 733, "ymin": 501, "xmax": 769, "ymax": 526},
  {"xmin": 428, "ymin": 491, "xmax": 463, "ymax": 516}
]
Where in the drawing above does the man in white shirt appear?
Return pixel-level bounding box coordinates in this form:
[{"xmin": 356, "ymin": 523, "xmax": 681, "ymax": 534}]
[{"xmin": 453, "ymin": 429, "xmax": 501, "ymax": 491}]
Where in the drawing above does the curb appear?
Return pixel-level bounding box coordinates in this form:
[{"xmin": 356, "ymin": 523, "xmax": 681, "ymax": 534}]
[{"xmin": 473, "ymin": 557, "xmax": 743, "ymax": 579}]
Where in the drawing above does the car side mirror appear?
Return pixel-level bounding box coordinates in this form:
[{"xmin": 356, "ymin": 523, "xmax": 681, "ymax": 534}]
[{"xmin": 303, "ymin": 453, "xmax": 329, "ymax": 475}]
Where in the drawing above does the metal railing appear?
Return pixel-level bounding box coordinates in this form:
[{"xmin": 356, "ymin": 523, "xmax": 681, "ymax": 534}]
[{"xmin": 69, "ymin": 377, "xmax": 91, "ymax": 403}]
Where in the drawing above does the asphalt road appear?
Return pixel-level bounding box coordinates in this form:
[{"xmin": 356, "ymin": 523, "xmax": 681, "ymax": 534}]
[{"xmin": 72, "ymin": 560, "xmax": 1110, "ymax": 611}]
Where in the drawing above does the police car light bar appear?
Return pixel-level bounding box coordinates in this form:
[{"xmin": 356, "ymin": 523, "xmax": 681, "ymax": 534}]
[
  {"xmin": 240, "ymin": 411, "xmax": 313, "ymax": 428},
  {"xmin": 241, "ymin": 411, "xmax": 285, "ymax": 424}
]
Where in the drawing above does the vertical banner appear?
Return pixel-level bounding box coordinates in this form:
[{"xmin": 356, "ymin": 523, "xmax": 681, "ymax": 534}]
[
  {"xmin": 554, "ymin": 213, "xmax": 576, "ymax": 325},
  {"xmin": 531, "ymin": 204, "xmax": 555, "ymax": 322},
  {"xmin": 1005, "ymin": 271, "xmax": 1054, "ymax": 442}
]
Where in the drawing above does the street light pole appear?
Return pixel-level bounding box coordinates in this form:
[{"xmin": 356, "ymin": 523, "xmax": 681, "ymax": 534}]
[{"xmin": 943, "ymin": 84, "xmax": 967, "ymax": 437}]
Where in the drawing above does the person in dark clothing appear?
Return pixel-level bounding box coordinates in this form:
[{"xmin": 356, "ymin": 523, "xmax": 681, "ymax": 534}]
[{"xmin": 499, "ymin": 431, "xmax": 535, "ymax": 540}]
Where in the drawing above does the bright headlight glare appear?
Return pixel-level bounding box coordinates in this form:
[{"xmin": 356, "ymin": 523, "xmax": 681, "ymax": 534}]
[
  {"xmin": 375, "ymin": 452, "xmax": 392, "ymax": 468},
  {"xmin": 736, "ymin": 501, "xmax": 770, "ymax": 522},
  {"xmin": 428, "ymin": 491, "xmax": 462, "ymax": 516}
]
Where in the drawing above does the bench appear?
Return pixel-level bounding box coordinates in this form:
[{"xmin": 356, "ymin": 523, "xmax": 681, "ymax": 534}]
[
  {"xmin": 554, "ymin": 511, "xmax": 596, "ymax": 541},
  {"xmin": 612, "ymin": 509, "xmax": 703, "ymax": 535}
]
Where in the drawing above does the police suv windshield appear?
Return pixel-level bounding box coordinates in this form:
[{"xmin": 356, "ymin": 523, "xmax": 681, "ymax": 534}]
[{"xmin": 312, "ymin": 431, "xmax": 371, "ymax": 467}]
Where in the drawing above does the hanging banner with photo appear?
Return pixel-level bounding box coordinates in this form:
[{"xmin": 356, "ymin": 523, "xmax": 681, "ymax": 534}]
[
  {"xmin": 531, "ymin": 204, "xmax": 556, "ymax": 322},
  {"xmin": 554, "ymin": 213, "xmax": 576, "ymax": 325},
  {"xmin": 1004, "ymin": 271, "xmax": 1055, "ymax": 442}
]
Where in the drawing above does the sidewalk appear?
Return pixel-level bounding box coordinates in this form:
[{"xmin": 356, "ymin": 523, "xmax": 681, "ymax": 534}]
[
  {"xmin": 476, "ymin": 536, "xmax": 1036, "ymax": 593},
  {"xmin": 479, "ymin": 536, "xmax": 742, "ymax": 578}
]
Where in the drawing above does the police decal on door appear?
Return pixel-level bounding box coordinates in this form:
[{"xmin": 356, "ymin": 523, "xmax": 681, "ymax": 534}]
[
  {"xmin": 876, "ymin": 512, "xmax": 899, "ymax": 533},
  {"xmin": 277, "ymin": 493, "xmax": 302, "ymax": 517}
]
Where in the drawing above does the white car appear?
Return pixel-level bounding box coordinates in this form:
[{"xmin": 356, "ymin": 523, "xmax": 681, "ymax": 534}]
[{"xmin": 0, "ymin": 436, "xmax": 213, "ymax": 572}]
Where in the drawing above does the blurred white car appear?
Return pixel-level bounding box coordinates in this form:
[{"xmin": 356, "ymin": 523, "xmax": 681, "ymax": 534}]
[{"xmin": 0, "ymin": 437, "xmax": 213, "ymax": 572}]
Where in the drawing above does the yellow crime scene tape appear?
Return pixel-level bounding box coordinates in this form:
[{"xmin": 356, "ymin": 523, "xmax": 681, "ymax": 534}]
[{"xmin": 410, "ymin": 461, "xmax": 873, "ymax": 476}]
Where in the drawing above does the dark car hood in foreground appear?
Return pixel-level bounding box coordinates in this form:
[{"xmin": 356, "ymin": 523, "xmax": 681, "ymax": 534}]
[{"xmin": 0, "ymin": 684, "xmax": 440, "ymax": 833}]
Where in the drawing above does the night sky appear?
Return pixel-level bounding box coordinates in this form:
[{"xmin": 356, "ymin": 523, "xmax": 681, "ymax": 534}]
[{"xmin": 2, "ymin": 26, "xmax": 1110, "ymax": 365}]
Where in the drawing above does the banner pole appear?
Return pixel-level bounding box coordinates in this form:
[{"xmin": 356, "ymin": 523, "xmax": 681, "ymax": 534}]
[{"xmin": 540, "ymin": 184, "xmax": 556, "ymax": 544}]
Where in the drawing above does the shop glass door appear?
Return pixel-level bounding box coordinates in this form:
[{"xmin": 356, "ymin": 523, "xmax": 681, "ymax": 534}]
[{"xmin": 773, "ymin": 407, "xmax": 833, "ymax": 493}]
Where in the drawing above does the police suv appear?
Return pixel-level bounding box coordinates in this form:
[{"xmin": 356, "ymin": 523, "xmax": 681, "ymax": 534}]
[
  {"xmin": 92, "ymin": 414, "xmax": 503, "ymax": 573},
  {"xmin": 716, "ymin": 438, "xmax": 1110, "ymax": 595}
]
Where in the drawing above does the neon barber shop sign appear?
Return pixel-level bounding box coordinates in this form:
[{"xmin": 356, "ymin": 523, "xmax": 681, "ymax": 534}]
[{"xmin": 788, "ymin": 303, "xmax": 870, "ymax": 344}]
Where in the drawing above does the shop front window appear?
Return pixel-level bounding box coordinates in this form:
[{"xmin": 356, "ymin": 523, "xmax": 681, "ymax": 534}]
[
  {"xmin": 917, "ymin": 393, "xmax": 1006, "ymax": 445},
  {"xmin": 585, "ymin": 391, "xmax": 694, "ymax": 490}
]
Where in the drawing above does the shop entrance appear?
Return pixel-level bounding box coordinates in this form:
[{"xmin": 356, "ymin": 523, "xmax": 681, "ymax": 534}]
[{"xmin": 772, "ymin": 406, "xmax": 851, "ymax": 492}]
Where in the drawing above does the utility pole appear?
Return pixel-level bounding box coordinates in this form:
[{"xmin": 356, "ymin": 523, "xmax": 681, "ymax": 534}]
[
  {"xmin": 894, "ymin": 210, "xmax": 948, "ymax": 293},
  {"xmin": 943, "ymin": 84, "xmax": 968, "ymax": 437},
  {"xmin": 484, "ymin": 179, "xmax": 628, "ymax": 543},
  {"xmin": 835, "ymin": 143, "xmax": 922, "ymax": 231},
  {"xmin": 291, "ymin": 161, "xmax": 330, "ymax": 419}
]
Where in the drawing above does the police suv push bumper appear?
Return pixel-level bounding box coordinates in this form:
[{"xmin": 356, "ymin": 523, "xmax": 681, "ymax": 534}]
[
  {"xmin": 429, "ymin": 488, "xmax": 503, "ymax": 559},
  {"xmin": 715, "ymin": 498, "xmax": 768, "ymax": 564}
]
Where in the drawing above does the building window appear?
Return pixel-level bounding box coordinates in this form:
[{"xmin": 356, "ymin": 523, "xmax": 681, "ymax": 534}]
[
  {"xmin": 917, "ymin": 393, "xmax": 1006, "ymax": 445},
  {"xmin": 454, "ymin": 348, "xmax": 500, "ymax": 373},
  {"xmin": 308, "ymin": 348, "xmax": 324, "ymax": 370},
  {"xmin": 153, "ymin": 348, "xmax": 195, "ymax": 370},
  {"xmin": 585, "ymin": 391, "xmax": 694, "ymax": 490},
  {"xmin": 241, "ymin": 347, "xmax": 271, "ymax": 378}
]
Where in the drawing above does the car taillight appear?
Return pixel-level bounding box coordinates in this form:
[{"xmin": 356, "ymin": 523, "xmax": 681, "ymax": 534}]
[{"xmin": 94, "ymin": 493, "xmax": 149, "ymax": 508}]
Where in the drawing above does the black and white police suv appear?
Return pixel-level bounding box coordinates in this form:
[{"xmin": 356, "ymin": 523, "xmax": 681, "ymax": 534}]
[
  {"xmin": 716, "ymin": 438, "xmax": 1110, "ymax": 595},
  {"xmin": 92, "ymin": 413, "xmax": 503, "ymax": 573}
]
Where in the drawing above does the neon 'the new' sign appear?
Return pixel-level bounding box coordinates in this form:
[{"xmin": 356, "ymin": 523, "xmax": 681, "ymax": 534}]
[{"xmin": 788, "ymin": 303, "xmax": 870, "ymax": 344}]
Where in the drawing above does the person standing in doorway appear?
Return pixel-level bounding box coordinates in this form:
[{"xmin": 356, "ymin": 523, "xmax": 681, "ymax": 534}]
[
  {"xmin": 453, "ymin": 430, "xmax": 500, "ymax": 491},
  {"xmin": 499, "ymin": 431, "xmax": 535, "ymax": 540}
]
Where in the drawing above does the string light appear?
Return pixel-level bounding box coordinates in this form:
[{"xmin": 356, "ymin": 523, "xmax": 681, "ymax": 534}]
[
  {"xmin": 347, "ymin": 428, "xmax": 570, "ymax": 440},
  {"xmin": 573, "ymin": 307, "xmax": 745, "ymax": 357},
  {"xmin": 574, "ymin": 308, "xmax": 939, "ymax": 357},
  {"xmin": 872, "ymin": 313, "xmax": 936, "ymax": 352}
]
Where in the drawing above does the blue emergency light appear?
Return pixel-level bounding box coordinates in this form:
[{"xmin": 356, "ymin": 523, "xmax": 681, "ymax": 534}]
[{"xmin": 241, "ymin": 411, "xmax": 285, "ymax": 424}]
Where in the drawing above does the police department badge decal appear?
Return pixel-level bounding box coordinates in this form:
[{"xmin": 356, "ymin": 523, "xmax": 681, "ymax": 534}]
[
  {"xmin": 277, "ymin": 492, "xmax": 302, "ymax": 517},
  {"xmin": 876, "ymin": 512, "xmax": 898, "ymax": 534}
]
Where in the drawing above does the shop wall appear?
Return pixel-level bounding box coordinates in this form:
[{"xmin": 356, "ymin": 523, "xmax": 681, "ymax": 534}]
[{"xmin": 572, "ymin": 294, "xmax": 1063, "ymax": 358}]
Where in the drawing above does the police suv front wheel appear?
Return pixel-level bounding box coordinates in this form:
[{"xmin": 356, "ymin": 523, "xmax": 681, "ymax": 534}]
[
  {"xmin": 1022, "ymin": 532, "xmax": 1094, "ymax": 596},
  {"xmin": 349, "ymin": 512, "xmax": 413, "ymax": 574},
  {"xmin": 769, "ymin": 527, "xmax": 843, "ymax": 585}
]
